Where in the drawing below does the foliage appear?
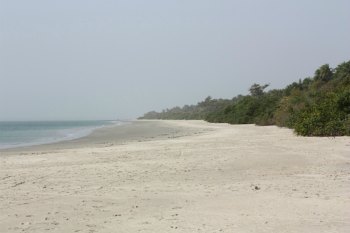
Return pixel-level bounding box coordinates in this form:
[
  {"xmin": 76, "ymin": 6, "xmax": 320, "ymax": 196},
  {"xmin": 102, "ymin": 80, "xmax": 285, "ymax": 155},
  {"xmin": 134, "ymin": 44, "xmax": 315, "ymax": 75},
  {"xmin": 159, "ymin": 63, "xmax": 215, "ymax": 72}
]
[
  {"xmin": 139, "ymin": 61, "xmax": 350, "ymax": 136},
  {"xmin": 290, "ymin": 92, "xmax": 349, "ymax": 136},
  {"xmin": 249, "ymin": 83, "xmax": 269, "ymax": 97}
]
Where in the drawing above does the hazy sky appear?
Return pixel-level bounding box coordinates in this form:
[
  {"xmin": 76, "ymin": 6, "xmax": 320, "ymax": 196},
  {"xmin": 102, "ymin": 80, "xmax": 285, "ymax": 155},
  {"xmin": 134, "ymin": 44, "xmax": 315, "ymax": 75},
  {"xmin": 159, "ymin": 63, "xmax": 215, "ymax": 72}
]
[{"xmin": 1, "ymin": 0, "xmax": 349, "ymax": 120}]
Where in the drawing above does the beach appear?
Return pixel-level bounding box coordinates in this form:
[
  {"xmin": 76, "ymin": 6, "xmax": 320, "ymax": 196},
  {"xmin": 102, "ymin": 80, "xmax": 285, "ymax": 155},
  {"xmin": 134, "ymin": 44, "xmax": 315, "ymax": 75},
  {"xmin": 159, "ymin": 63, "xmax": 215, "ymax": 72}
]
[{"xmin": 0, "ymin": 120, "xmax": 349, "ymax": 232}]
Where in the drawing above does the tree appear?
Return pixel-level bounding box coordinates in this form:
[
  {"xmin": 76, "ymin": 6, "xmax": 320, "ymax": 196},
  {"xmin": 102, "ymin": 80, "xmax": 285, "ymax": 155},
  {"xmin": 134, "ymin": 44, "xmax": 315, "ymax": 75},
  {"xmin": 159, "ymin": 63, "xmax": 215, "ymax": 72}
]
[
  {"xmin": 139, "ymin": 60, "xmax": 350, "ymax": 136},
  {"xmin": 314, "ymin": 64, "xmax": 333, "ymax": 82},
  {"xmin": 249, "ymin": 83, "xmax": 269, "ymax": 97}
]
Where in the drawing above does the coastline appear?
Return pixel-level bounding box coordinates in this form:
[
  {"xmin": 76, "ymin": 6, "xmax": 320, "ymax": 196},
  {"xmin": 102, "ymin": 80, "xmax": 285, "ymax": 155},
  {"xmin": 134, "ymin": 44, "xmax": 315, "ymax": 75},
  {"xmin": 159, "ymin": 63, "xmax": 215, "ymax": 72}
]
[
  {"xmin": 0, "ymin": 120, "xmax": 349, "ymax": 232},
  {"xmin": 0, "ymin": 120, "xmax": 210, "ymax": 156},
  {"xmin": 0, "ymin": 120, "xmax": 119, "ymax": 151}
]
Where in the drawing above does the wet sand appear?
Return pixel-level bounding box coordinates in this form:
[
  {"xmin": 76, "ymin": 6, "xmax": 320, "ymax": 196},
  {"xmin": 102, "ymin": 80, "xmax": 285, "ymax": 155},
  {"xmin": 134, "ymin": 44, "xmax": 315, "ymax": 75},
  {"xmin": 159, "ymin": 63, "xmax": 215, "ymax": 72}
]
[
  {"xmin": 0, "ymin": 120, "xmax": 349, "ymax": 233},
  {"xmin": 0, "ymin": 120, "xmax": 208, "ymax": 155}
]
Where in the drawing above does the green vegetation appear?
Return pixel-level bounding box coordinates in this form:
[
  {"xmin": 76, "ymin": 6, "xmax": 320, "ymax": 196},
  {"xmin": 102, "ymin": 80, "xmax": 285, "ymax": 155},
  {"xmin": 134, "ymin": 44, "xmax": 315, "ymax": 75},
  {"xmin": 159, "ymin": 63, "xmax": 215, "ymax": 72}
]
[{"xmin": 140, "ymin": 61, "xmax": 350, "ymax": 136}]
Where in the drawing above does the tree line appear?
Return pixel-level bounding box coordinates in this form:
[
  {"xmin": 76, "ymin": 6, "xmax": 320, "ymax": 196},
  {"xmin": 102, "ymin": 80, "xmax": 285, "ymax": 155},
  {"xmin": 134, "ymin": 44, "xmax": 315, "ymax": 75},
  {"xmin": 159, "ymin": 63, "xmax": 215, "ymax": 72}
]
[{"xmin": 139, "ymin": 61, "xmax": 350, "ymax": 136}]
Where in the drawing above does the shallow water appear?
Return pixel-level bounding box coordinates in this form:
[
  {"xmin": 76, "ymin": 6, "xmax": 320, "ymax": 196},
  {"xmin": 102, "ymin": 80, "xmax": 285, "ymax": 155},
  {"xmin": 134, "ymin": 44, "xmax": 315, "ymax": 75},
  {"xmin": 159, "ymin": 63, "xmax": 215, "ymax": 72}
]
[{"xmin": 0, "ymin": 120, "xmax": 118, "ymax": 149}]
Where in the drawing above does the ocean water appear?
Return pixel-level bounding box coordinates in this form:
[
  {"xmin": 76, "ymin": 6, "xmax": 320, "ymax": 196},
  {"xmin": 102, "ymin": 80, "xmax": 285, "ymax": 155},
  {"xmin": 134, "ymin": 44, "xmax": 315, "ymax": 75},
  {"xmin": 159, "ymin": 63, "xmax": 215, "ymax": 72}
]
[{"xmin": 0, "ymin": 120, "xmax": 118, "ymax": 149}]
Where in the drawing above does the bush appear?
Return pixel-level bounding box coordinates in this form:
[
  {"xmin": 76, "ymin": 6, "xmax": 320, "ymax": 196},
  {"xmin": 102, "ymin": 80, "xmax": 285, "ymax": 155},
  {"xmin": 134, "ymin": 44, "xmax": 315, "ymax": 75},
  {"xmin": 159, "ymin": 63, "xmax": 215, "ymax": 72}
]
[
  {"xmin": 140, "ymin": 60, "xmax": 350, "ymax": 136},
  {"xmin": 292, "ymin": 92, "xmax": 348, "ymax": 136}
]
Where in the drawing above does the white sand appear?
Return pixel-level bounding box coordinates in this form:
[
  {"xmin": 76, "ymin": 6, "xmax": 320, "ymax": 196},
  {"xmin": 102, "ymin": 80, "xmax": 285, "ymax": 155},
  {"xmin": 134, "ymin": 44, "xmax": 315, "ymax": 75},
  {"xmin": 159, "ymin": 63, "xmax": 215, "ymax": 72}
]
[{"xmin": 0, "ymin": 120, "xmax": 349, "ymax": 233}]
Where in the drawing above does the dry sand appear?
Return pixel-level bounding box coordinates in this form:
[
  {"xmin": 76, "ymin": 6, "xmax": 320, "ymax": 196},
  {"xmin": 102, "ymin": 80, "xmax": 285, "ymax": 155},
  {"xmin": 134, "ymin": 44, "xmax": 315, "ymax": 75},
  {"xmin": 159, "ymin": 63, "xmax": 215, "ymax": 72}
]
[{"xmin": 0, "ymin": 120, "xmax": 349, "ymax": 233}]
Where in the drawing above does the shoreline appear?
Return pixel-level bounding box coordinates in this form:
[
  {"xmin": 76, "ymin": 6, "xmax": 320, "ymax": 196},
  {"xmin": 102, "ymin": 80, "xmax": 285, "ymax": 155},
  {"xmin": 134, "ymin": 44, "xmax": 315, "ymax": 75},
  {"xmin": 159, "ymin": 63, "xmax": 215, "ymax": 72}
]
[
  {"xmin": 0, "ymin": 120, "xmax": 349, "ymax": 232},
  {"xmin": 0, "ymin": 121, "xmax": 128, "ymax": 154},
  {"xmin": 0, "ymin": 120, "xmax": 122, "ymax": 152},
  {"xmin": 0, "ymin": 120, "xmax": 211, "ymax": 156}
]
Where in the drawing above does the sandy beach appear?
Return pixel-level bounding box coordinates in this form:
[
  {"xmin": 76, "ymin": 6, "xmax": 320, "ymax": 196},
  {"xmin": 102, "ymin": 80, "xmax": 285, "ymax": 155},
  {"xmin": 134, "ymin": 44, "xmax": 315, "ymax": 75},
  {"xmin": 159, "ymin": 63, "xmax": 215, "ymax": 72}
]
[{"xmin": 0, "ymin": 120, "xmax": 349, "ymax": 233}]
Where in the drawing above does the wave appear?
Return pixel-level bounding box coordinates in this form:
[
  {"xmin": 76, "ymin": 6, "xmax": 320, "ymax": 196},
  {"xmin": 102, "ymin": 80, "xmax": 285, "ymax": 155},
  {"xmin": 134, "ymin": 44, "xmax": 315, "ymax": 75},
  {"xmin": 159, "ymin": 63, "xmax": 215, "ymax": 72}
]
[{"xmin": 0, "ymin": 120, "xmax": 122, "ymax": 149}]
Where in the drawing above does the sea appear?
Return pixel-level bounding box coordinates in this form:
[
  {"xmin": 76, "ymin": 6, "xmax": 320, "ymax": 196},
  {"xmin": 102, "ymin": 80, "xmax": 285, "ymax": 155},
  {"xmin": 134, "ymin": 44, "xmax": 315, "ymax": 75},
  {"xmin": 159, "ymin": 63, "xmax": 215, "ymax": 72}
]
[{"xmin": 0, "ymin": 120, "xmax": 119, "ymax": 149}]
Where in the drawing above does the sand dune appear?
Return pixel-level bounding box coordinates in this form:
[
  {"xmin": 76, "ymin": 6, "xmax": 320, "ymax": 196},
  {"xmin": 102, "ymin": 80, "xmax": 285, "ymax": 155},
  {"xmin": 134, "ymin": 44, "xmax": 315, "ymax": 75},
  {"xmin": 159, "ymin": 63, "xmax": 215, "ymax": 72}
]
[{"xmin": 0, "ymin": 120, "xmax": 349, "ymax": 233}]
